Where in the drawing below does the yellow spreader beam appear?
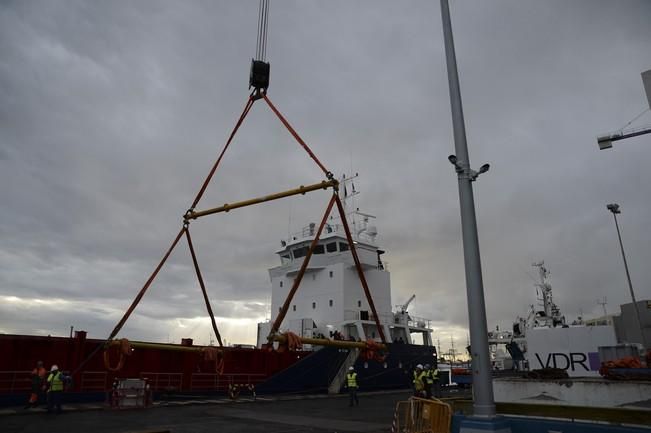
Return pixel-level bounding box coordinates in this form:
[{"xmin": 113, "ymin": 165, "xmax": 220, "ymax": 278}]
[
  {"xmin": 185, "ymin": 179, "xmax": 338, "ymax": 221},
  {"xmin": 109, "ymin": 340, "xmax": 205, "ymax": 353}
]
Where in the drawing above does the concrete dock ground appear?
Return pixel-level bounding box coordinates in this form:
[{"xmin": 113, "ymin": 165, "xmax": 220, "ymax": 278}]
[{"xmin": 2, "ymin": 389, "xmax": 465, "ymax": 433}]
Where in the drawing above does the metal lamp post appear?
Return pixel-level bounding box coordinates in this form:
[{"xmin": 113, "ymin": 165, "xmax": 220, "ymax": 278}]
[
  {"xmin": 606, "ymin": 203, "xmax": 647, "ymax": 348},
  {"xmin": 440, "ymin": 0, "xmax": 502, "ymax": 424}
]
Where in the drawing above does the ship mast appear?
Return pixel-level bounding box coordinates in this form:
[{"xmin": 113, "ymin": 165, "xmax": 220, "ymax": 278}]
[{"xmin": 532, "ymin": 261, "xmax": 564, "ymax": 327}]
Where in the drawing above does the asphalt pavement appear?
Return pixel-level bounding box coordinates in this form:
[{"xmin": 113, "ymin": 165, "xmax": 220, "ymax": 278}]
[{"xmin": 2, "ymin": 390, "xmax": 438, "ymax": 433}]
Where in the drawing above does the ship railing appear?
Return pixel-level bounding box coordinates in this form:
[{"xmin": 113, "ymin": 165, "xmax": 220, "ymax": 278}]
[
  {"xmin": 0, "ymin": 370, "xmax": 30, "ymax": 393},
  {"xmin": 190, "ymin": 373, "xmax": 221, "ymax": 391},
  {"xmin": 190, "ymin": 373, "xmax": 267, "ymax": 392},
  {"xmin": 223, "ymin": 373, "xmax": 267, "ymax": 388},
  {"xmin": 140, "ymin": 372, "xmax": 183, "ymax": 392},
  {"xmin": 80, "ymin": 371, "xmax": 107, "ymax": 392},
  {"xmin": 407, "ymin": 315, "xmax": 432, "ymax": 329},
  {"xmin": 286, "ymin": 223, "xmax": 377, "ymax": 245}
]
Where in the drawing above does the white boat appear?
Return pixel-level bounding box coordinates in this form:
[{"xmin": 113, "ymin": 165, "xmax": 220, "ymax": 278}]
[{"xmin": 487, "ymin": 262, "xmax": 651, "ymax": 377}]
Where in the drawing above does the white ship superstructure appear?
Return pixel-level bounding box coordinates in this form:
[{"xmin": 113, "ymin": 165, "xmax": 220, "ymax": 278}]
[
  {"xmin": 489, "ymin": 262, "xmax": 622, "ymax": 376},
  {"xmin": 257, "ymin": 175, "xmax": 433, "ymax": 348}
]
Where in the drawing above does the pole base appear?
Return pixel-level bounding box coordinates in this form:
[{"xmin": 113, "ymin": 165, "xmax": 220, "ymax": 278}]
[{"xmin": 459, "ymin": 416, "xmax": 512, "ymax": 433}]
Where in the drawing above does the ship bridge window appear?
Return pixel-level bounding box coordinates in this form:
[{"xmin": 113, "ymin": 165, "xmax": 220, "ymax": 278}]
[
  {"xmin": 312, "ymin": 302, "xmax": 316, "ymax": 309},
  {"xmin": 314, "ymin": 244, "xmax": 325, "ymax": 254},
  {"xmin": 293, "ymin": 246, "xmax": 309, "ymax": 259},
  {"xmin": 280, "ymin": 281, "xmax": 283, "ymax": 288},
  {"xmin": 339, "ymin": 242, "xmax": 349, "ymax": 252},
  {"xmin": 280, "ymin": 254, "xmax": 291, "ymax": 264},
  {"xmin": 326, "ymin": 242, "xmax": 337, "ymax": 253}
]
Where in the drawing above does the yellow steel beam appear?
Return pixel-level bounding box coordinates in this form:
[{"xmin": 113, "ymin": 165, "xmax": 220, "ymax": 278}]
[
  {"xmin": 111, "ymin": 335, "xmax": 387, "ymax": 354},
  {"xmin": 109, "ymin": 340, "xmax": 207, "ymax": 353},
  {"xmin": 185, "ymin": 179, "xmax": 338, "ymax": 221},
  {"xmin": 270, "ymin": 334, "xmax": 387, "ymax": 351}
]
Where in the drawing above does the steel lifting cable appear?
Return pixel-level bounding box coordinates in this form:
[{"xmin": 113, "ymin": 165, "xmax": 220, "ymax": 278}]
[
  {"xmin": 255, "ymin": 0, "xmax": 263, "ymax": 60},
  {"xmin": 262, "ymin": 0, "xmax": 269, "ymax": 61},
  {"xmin": 256, "ymin": 0, "xmax": 270, "ymax": 62}
]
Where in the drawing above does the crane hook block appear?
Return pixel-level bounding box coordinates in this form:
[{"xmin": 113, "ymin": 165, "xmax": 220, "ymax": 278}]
[{"xmin": 249, "ymin": 59, "xmax": 270, "ymax": 92}]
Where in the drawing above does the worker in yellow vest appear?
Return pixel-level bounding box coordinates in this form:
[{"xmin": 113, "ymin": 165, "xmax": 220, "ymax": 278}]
[
  {"xmin": 46, "ymin": 365, "xmax": 66, "ymax": 414},
  {"xmin": 423, "ymin": 363, "xmax": 433, "ymax": 398},
  {"xmin": 345, "ymin": 366, "xmax": 359, "ymax": 406},
  {"xmin": 412, "ymin": 364, "xmax": 426, "ymax": 397}
]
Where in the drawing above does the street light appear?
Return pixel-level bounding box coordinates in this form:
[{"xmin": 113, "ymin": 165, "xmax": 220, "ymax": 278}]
[
  {"xmin": 440, "ymin": 0, "xmax": 501, "ymax": 427},
  {"xmin": 606, "ymin": 203, "xmax": 647, "ymax": 348}
]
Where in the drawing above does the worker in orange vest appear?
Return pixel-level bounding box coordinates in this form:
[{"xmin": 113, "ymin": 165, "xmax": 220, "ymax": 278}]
[{"xmin": 26, "ymin": 361, "xmax": 47, "ymax": 408}]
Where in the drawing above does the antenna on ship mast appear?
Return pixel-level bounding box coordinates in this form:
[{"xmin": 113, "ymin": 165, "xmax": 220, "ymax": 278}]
[{"xmin": 597, "ymin": 296, "xmax": 608, "ymax": 317}]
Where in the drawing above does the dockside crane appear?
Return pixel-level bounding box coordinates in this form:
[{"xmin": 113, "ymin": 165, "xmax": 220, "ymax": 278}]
[{"xmin": 597, "ymin": 69, "xmax": 651, "ymax": 150}]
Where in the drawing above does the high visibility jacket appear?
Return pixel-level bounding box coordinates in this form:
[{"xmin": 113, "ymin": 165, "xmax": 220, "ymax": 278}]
[
  {"xmin": 412, "ymin": 370, "xmax": 426, "ymax": 390},
  {"xmin": 48, "ymin": 372, "xmax": 64, "ymax": 392},
  {"xmin": 425, "ymin": 370, "xmax": 434, "ymax": 385},
  {"xmin": 346, "ymin": 372, "xmax": 358, "ymax": 388},
  {"xmin": 431, "ymin": 368, "xmax": 440, "ymax": 381},
  {"xmin": 31, "ymin": 367, "xmax": 46, "ymax": 379}
]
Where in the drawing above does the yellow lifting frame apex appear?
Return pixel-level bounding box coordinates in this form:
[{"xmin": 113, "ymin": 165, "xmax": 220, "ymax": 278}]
[{"xmin": 185, "ymin": 179, "xmax": 339, "ymax": 221}]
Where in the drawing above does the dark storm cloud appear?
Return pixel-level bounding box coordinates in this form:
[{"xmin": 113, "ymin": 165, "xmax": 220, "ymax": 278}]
[{"xmin": 1, "ymin": 1, "xmax": 650, "ymax": 351}]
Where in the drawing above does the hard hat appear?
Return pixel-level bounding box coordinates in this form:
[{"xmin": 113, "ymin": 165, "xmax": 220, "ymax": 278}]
[
  {"xmin": 416, "ymin": 364, "xmax": 423, "ymax": 369},
  {"xmin": 50, "ymin": 365, "xmax": 59, "ymax": 372},
  {"xmin": 424, "ymin": 364, "xmax": 431, "ymax": 369},
  {"xmin": 348, "ymin": 366, "xmax": 354, "ymax": 371}
]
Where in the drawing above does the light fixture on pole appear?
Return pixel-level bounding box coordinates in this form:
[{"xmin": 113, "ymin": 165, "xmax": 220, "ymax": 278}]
[{"xmin": 606, "ymin": 203, "xmax": 647, "ymax": 348}]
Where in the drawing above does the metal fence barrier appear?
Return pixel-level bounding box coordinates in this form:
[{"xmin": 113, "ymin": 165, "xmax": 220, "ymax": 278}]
[{"xmin": 391, "ymin": 397, "xmax": 452, "ymax": 433}]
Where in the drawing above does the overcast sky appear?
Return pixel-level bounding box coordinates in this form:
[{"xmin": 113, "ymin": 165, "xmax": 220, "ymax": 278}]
[{"xmin": 1, "ymin": 1, "xmax": 650, "ymax": 356}]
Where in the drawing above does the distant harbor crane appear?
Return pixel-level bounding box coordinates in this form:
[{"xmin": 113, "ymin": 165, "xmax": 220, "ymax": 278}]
[{"xmin": 597, "ymin": 69, "xmax": 651, "ymax": 150}]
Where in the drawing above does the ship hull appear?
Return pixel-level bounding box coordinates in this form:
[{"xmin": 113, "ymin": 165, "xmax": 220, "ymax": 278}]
[{"xmin": 1, "ymin": 334, "xmax": 435, "ymax": 406}]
